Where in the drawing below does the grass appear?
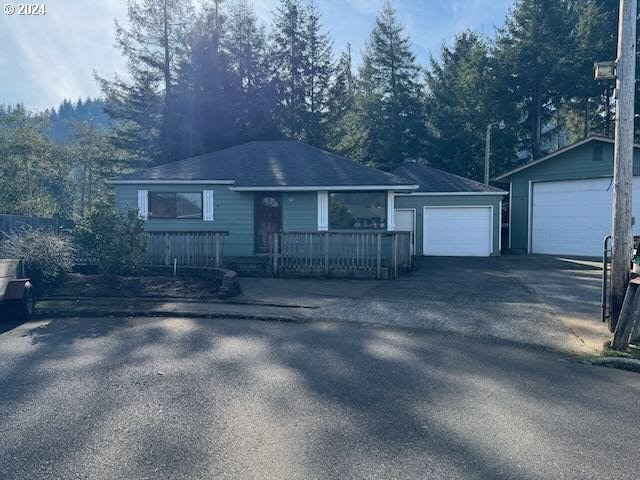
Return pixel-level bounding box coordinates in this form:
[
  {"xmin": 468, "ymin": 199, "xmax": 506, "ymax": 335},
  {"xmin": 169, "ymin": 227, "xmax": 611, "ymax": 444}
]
[{"xmin": 602, "ymin": 342, "xmax": 640, "ymax": 360}]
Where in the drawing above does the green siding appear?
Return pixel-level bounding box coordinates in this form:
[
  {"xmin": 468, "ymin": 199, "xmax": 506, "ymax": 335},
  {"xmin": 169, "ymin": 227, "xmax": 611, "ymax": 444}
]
[
  {"xmin": 505, "ymin": 141, "xmax": 640, "ymax": 252},
  {"xmin": 394, "ymin": 194, "xmax": 504, "ymax": 256},
  {"xmin": 113, "ymin": 184, "xmax": 254, "ymax": 256},
  {"xmin": 282, "ymin": 192, "xmax": 317, "ymax": 231}
]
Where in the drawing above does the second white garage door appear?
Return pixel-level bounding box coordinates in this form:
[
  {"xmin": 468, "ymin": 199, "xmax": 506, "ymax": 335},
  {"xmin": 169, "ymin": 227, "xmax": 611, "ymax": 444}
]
[
  {"xmin": 423, "ymin": 206, "xmax": 493, "ymax": 257},
  {"xmin": 531, "ymin": 177, "xmax": 640, "ymax": 257}
]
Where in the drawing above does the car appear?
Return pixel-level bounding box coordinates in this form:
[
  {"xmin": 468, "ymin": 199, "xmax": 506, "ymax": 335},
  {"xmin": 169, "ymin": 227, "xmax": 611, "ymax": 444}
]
[{"xmin": 0, "ymin": 259, "xmax": 35, "ymax": 321}]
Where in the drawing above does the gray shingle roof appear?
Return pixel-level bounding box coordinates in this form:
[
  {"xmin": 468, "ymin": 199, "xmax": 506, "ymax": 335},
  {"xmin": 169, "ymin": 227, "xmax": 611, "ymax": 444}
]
[
  {"xmin": 110, "ymin": 140, "xmax": 417, "ymax": 189},
  {"xmin": 391, "ymin": 163, "xmax": 506, "ymax": 193}
]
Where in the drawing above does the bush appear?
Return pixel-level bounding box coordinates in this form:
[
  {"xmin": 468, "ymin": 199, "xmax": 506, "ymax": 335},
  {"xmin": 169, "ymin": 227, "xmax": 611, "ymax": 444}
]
[
  {"xmin": 0, "ymin": 227, "xmax": 74, "ymax": 291},
  {"xmin": 75, "ymin": 205, "xmax": 147, "ymax": 275}
]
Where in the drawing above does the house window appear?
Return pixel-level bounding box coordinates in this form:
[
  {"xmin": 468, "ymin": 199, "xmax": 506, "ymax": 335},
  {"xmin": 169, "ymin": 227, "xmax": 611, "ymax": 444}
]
[
  {"xmin": 328, "ymin": 192, "xmax": 387, "ymax": 229},
  {"xmin": 148, "ymin": 192, "xmax": 203, "ymax": 219}
]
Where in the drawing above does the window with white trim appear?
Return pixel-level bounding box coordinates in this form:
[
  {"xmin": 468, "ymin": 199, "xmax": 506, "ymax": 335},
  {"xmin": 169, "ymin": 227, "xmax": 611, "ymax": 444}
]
[
  {"xmin": 148, "ymin": 192, "xmax": 203, "ymax": 219},
  {"xmin": 328, "ymin": 191, "xmax": 387, "ymax": 229}
]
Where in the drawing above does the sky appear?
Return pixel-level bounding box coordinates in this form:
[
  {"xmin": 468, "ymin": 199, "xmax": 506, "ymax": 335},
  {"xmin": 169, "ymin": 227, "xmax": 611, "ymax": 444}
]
[{"xmin": 0, "ymin": 0, "xmax": 513, "ymax": 112}]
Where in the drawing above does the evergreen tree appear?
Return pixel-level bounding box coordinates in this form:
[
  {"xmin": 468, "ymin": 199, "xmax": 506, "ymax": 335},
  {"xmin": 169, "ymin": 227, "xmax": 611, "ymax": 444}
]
[
  {"xmin": 425, "ymin": 31, "xmax": 518, "ymax": 180},
  {"xmin": 0, "ymin": 106, "xmax": 68, "ymax": 216},
  {"xmin": 98, "ymin": 0, "xmax": 193, "ymax": 164},
  {"xmin": 270, "ymin": 0, "xmax": 308, "ymax": 139},
  {"xmin": 493, "ymin": 0, "xmax": 575, "ymax": 159},
  {"xmin": 303, "ymin": 1, "xmax": 333, "ymax": 146},
  {"xmin": 172, "ymin": 0, "xmax": 237, "ymax": 158},
  {"xmin": 327, "ymin": 44, "xmax": 360, "ymax": 156},
  {"xmin": 225, "ymin": 0, "xmax": 278, "ymax": 142},
  {"xmin": 357, "ymin": 2, "xmax": 426, "ymax": 170}
]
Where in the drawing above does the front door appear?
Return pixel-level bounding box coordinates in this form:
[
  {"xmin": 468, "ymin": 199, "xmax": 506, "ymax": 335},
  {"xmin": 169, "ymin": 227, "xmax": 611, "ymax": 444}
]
[{"xmin": 254, "ymin": 193, "xmax": 282, "ymax": 254}]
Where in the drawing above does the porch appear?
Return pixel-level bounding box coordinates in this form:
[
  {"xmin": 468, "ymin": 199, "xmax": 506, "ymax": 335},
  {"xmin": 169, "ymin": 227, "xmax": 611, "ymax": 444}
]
[
  {"xmin": 270, "ymin": 231, "xmax": 412, "ymax": 280},
  {"xmin": 142, "ymin": 230, "xmax": 412, "ymax": 280}
]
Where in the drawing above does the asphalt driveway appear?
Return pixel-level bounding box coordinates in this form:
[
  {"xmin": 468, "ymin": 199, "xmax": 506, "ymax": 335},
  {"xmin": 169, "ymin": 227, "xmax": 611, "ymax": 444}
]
[
  {"xmin": 238, "ymin": 256, "xmax": 610, "ymax": 354},
  {"xmin": 0, "ymin": 315, "xmax": 638, "ymax": 480}
]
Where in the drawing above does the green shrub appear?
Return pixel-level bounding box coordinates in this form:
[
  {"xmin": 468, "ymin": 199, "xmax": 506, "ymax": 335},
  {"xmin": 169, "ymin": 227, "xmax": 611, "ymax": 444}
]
[
  {"xmin": 75, "ymin": 205, "xmax": 147, "ymax": 275},
  {"xmin": 0, "ymin": 227, "xmax": 74, "ymax": 291}
]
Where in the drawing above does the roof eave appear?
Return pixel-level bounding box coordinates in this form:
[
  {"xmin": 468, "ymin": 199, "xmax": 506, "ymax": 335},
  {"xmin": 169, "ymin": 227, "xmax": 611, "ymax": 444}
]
[
  {"xmin": 395, "ymin": 190, "xmax": 508, "ymax": 196},
  {"xmin": 228, "ymin": 185, "xmax": 420, "ymax": 192},
  {"xmin": 106, "ymin": 179, "xmax": 236, "ymax": 185}
]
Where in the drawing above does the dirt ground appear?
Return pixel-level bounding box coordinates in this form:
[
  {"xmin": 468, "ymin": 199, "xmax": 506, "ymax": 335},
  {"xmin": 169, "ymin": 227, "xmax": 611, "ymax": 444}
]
[{"xmin": 47, "ymin": 273, "xmax": 220, "ymax": 299}]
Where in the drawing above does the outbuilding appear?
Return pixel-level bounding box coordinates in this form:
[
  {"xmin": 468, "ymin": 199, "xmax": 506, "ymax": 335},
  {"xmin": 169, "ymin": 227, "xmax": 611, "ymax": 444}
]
[
  {"xmin": 392, "ymin": 163, "xmax": 507, "ymax": 257},
  {"xmin": 494, "ymin": 136, "xmax": 640, "ymax": 257}
]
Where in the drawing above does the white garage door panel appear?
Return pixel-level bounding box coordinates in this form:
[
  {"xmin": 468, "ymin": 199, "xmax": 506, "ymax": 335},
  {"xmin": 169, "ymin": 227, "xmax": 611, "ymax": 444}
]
[
  {"xmin": 531, "ymin": 178, "xmax": 640, "ymax": 257},
  {"xmin": 423, "ymin": 207, "xmax": 492, "ymax": 257}
]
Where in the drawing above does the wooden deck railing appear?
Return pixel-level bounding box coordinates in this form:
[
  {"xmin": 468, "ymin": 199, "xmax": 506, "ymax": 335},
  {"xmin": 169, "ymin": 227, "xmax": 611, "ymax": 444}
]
[
  {"xmin": 145, "ymin": 231, "xmax": 229, "ymax": 268},
  {"xmin": 271, "ymin": 231, "xmax": 412, "ymax": 279}
]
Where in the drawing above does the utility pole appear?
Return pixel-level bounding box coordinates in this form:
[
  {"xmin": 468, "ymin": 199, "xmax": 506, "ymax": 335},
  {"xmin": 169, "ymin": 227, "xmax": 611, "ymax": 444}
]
[
  {"xmin": 609, "ymin": 0, "xmax": 637, "ymax": 330},
  {"xmin": 484, "ymin": 121, "xmax": 505, "ymax": 186}
]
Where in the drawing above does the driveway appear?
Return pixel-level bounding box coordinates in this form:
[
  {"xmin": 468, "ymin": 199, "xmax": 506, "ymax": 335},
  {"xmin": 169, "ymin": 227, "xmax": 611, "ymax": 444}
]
[
  {"xmin": 237, "ymin": 256, "xmax": 610, "ymax": 354},
  {"xmin": 1, "ymin": 315, "xmax": 639, "ymax": 480}
]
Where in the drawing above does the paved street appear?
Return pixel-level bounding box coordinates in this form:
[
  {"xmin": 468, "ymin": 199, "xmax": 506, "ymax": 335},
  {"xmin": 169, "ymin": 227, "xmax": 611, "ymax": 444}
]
[{"xmin": 1, "ymin": 315, "xmax": 638, "ymax": 479}]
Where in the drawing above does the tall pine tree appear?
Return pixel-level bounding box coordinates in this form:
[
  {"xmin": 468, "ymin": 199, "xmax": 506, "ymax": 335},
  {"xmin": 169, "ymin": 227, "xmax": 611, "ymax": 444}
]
[
  {"xmin": 98, "ymin": 0, "xmax": 193, "ymax": 164},
  {"xmin": 303, "ymin": 1, "xmax": 333, "ymax": 147},
  {"xmin": 493, "ymin": 0, "xmax": 574, "ymax": 159},
  {"xmin": 357, "ymin": 2, "xmax": 426, "ymax": 170},
  {"xmin": 425, "ymin": 31, "xmax": 518, "ymax": 180},
  {"xmin": 270, "ymin": 0, "xmax": 308, "ymax": 139},
  {"xmin": 225, "ymin": 0, "xmax": 278, "ymax": 142}
]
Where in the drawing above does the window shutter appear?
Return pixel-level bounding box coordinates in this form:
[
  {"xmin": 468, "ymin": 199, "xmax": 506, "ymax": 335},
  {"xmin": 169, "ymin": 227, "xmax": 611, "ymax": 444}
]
[
  {"xmin": 203, "ymin": 190, "xmax": 214, "ymax": 221},
  {"xmin": 387, "ymin": 191, "xmax": 395, "ymax": 231},
  {"xmin": 137, "ymin": 190, "xmax": 148, "ymax": 219},
  {"xmin": 317, "ymin": 191, "xmax": 329, "ymax": 231}
]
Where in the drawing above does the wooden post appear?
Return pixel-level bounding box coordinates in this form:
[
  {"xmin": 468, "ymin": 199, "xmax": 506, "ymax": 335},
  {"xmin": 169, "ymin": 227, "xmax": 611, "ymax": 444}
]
[
  {"xmin": 612, "ymin": 281, "xmax": 640, "ymax": 348},
  {"xmin": 272, "ymin": 233, "xmax": 279, "ymax": 275},
  {"xmin": 392, "ymin": 234, "xmax": 398, "ymax": 279},
  {"xmin": 323, "ymin": 232, "xmax": 329, "ymax": 276},
  {"xmin": 376, "ymin": 233, "xmax": 382, "ymax": 279},
  {"xmin": 215, "ymin": 234, "xmax": 221, "ymax": 267},
  {"xmin": 164, "ymin": 232, "xmax": 170, "ymax": 266},
  {"xmin": 610, "ymin": 0, "xmax": 638, "ymax": 330}
]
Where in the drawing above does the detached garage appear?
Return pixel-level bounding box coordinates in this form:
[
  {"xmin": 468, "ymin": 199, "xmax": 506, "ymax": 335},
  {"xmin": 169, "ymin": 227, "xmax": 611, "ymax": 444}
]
[
  {"xmin": 393, "ymin": 163, "xmax": 507, "ymax": 257},
  {"xmin": 494, "ymin": 136, "xmax": 640, "ymax": 257}
]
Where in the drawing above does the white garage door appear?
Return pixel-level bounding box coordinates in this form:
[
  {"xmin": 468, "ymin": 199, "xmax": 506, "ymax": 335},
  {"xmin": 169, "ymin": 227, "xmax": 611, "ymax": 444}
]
[
  {"xmin": 531, "ymin": 177, "xmax": 640, "ymax": 257},
  {"xmin": 423, "ymin": 207, "xmax": 493, "ymax": 257}
]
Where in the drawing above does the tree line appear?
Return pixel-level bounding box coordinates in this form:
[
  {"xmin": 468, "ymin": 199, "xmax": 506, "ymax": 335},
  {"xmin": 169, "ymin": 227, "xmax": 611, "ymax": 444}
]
[
  {"xmin": 0, "ymin": 0, "xmax": 634, "ymax": 219},
  {"xmin": 100, "ymin": 0, "xmax": 629, "ymax": 179}
]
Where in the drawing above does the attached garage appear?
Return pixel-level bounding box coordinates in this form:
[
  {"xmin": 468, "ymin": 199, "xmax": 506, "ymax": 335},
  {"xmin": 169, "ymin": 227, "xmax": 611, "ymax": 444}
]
[
  {"xmin": 495, "ymin": 136, "xmax": 640, "ymax": 257},
  {"xmin": 423, "ymin": 206, "xmax": 493, "ymax": 256},
  {"xmin": 392, "ymin": 163, "xmax": 506, "ymax": 257}
]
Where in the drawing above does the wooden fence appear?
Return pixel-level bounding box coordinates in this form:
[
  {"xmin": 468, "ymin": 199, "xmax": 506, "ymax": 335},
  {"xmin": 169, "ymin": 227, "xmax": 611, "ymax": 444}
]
[
  {"xmin": 271, "ymin": 231, "xmax": 412, "ymax": 279},
  {"xmin": 0, "ymin": 214, "xmax": 73, "ymax": 236},
  {"xmin": 144, "ymin": 231, "xmax": 229, "ymax": 268}
]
